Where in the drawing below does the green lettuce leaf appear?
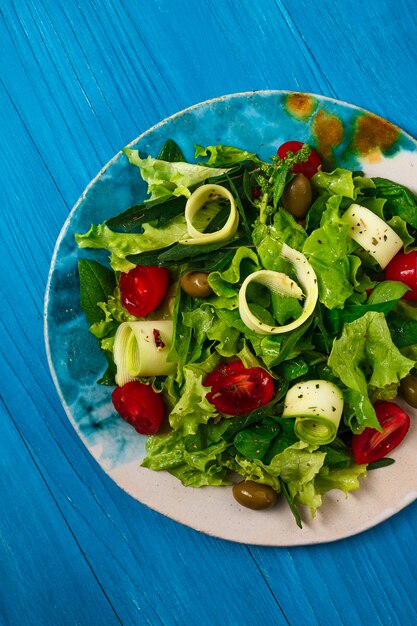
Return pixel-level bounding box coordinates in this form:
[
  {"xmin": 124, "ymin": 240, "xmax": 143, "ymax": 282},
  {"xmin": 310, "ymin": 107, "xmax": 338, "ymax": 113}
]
[
  {"xmin": 75, "ymin": 216, "xmax": 188, "ymax": 271},
  {"xmin": 123, "ymin": 148, "xmax": 230, "ymax": 200},
  {"xmin": 303, "ymin": 195, "xmax": 355, "ymax": 309},
  {"xmin": 328, "ymin": 311, "xmax": 415, "ymax": 430},
  {"xmin": 142, "ymin": 428, "xmax": 231, "ymax": 487},
  {"xmin": 194, "ymin": 144, "xmax": 259, "ymax": 167},
  {"xmin": 168, "ymin": 363, "xmax": 220, "ymax": 434},
  {"xmin": 312, "ymin": 168, "xmax": 356, "ymax": 199}
]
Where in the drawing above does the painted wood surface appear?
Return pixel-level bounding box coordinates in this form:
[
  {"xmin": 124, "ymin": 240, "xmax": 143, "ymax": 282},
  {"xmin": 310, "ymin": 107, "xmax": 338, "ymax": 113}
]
[{"xmin": 2, "ymin": 1, "xmax": 417, "ymax": 624}]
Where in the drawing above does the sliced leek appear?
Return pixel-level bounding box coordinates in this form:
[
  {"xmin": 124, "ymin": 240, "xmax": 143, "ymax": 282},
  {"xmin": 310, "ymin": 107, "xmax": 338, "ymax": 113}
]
[
  {"xmin": 342, "ymin": 203, "xmax": 403, "ymax": 269},
  {"xmin": 238, "ymin": 243, "xmax": 318, "ymax": 335},
  {"xmin": 180, "ymin": 184, "xmax": 239, "ymax": 245},
  {"xmin": 113, "ymin": 320, "xmax": 176, "ymax": 386},
  {"xmin": 282, "ymin": 380, "xmax": 344, "ymax": 445}
]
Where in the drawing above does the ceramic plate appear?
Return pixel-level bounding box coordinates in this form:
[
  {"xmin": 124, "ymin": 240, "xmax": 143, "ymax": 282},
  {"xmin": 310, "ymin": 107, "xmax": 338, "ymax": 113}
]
[{"xmin": 45, "ymin": 91, "xmax": 417, "ymax": 545}]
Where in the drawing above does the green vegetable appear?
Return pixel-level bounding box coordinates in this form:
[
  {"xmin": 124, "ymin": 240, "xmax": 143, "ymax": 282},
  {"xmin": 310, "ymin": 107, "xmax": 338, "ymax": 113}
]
[
  {"xmin": 75, "ymin": 140, "xmax": 417, "ymax": 526},
  {"xmin": 123, "ymin": 148, "xmax": 231, "ymax": 200},
  {"xmin": 78, "ymin": 259, "xmax": 116, "ymax": 325},
  {"xmin": 282, "ymin": 380, "xmax": 344, "ymax": 445},
  {"xmin": 328, "ymin": 311, "xmax": 415, "ymax": 431},
  {"xmin": 303, "ymin": 195, "xmax": 355, "ymax": 309},
  {"xmin": 76, "ymin": 217, "xmax": 189, "ymax": 271},
  {"xmin": 373, "ymin": 177, "xmax": 417, "ymax": 229}
]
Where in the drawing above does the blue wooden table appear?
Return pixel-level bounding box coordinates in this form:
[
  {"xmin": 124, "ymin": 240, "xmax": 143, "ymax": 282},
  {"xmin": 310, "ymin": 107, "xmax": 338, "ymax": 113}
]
[{"xmin": 2, "ymin": 1, "xmax": 417, "ymax": 624}]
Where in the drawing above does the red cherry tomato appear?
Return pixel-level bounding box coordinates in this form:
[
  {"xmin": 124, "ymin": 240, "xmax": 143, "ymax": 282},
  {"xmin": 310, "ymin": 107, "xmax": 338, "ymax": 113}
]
[
  {"xmin": 119, "ymin": 265, "xmax": 169, "ymax": 316},
  {"xmin": 351, "ymin": 401, "xmax": 410, "ymax": 465},
  {"xmin": 203, "ymin": 360, "xmax": 274, "ymax": 416},
  {"xmin": 384, "ymin": 250, "xmax": 417, "ymax": 300},
  {"xmin": 112, "ymin": 381, "xmax": 165, "ymax": 435},
  {"xmin": 277, "ymin": 140, "xmax": 322, "ymax": 179}
]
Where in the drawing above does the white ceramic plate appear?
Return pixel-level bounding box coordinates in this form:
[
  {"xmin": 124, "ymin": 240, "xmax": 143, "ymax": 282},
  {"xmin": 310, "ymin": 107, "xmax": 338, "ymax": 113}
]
[{"xmin": 45, "ymin": 90, "xmax": 417, "ymax": 545}]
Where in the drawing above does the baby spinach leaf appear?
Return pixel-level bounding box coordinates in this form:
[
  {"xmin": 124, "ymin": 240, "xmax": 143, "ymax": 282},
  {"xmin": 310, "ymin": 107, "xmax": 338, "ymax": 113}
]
[{"xmin": 78, "ymin": 259, "xmax": 116, "ymax": 326}]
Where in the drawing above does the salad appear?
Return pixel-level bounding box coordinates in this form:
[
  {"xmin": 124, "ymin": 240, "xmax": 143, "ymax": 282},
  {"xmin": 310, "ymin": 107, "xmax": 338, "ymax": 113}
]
[{"xmin": 75, "ymin": 138, "xmax": 417, "ymax": 527}]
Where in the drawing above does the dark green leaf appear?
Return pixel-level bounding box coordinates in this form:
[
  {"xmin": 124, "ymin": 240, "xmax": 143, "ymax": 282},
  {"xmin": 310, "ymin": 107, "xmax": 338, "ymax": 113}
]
[
  {"xmin": 227, "ymin": 173, "xmax": 253, "ymax": 240},
  {"xmin": 222, "ymin": 404, "xmax": 278, "ymax": 443},
  {"xmin": 373, "ymin": 177, "xmax": 417, "ymax": 228},
  {"xmin": 277, "ymin": 358, "xmax": 309, "ymax": 381},
  {"xmin": 78, "ymin": 260, "xmax": 116, "ymax": 326},
  {"xmin": 233, "ymin": 418, "xmax": 280, "ymax": 460},
  {"xmin": 387, "ymin": 315, "xmax": 417, "ymax": 348},
  {"xmin": 305, "ymin": 193, "xmax": 329, "ymax": 232},
  {"xmin": 152, "ymin": 236, "xmax": 250, "ymax": 264},
  {"xmin": 367, "ymin": 457, "xmax": 395, "ymax": 470},
  {"xmin": 262, "ymin": 418, "xmax": 298, "ymax": 462},
  {"xmin": 157, "ymin": 139, "xmax": 186, "ymax": 162},
  {"xmin": 106, "ymin": 195, "xmax": 186, "ymax": 232},
  {"xmin": 273, "ymin": 164, "xmax": 289, "ymax": 211},
  {"xmin": 279, "ymin": 479, "xmax": 303, "ymax": 529},
  {"xmin": 319, "ymin": 438, "xmax": 353, "ymax": 469},
  {"xmin": 325, "ymin": 300, "xmax": 399, "ymax": 335},
  {"xmin": 97, "ymin": 351, "xmax": 117, "ymax": 385}
]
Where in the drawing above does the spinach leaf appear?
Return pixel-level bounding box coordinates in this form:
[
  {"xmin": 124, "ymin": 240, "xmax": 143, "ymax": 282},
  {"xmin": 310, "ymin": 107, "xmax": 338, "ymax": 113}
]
[
  {"xmin": 78, "ymin": 259, "xmax": 116, "ymax": 326},
  {"xmin": 158, "ymin": 139, "xmax": 185, "ymax": 162},
  {"xmin": 373, "ymin": 177, "xmax": 417, "ymax": 228},
  {"xmin": 279, "ymin": 479, "xmax": 303, "ymax": 529},
  {"xmin": 233, "ymin": 418, "xmax": 280, "ymax": 460},
  {"xmin": 106, "ymin": 195, "xmax": 187, "ymax": 232},
  {"xmin": 367, "ymin": 457, "xmax": 395, "ymax": 470}
]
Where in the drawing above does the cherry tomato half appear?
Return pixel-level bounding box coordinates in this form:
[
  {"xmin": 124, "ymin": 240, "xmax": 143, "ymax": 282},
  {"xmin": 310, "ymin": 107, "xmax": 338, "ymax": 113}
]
[
  {"xmin": 384, "ymin": 250, "xmax": 417, "ymax": 300},
  {"xmin": 112, "ymin": 381, "xmax": 165, "ymax": 435},
  {"xmin": 277, "ymin": 140, "xmax": 322, "ymax": 179},
  {"xmin": 203, "ymin": 360, "xmax": 274, "ymax": 416},
  {"xmin": 119, "ymin": 265, "xmax": 169, "ymax": 316},
  {"xmin": 351, "ymin": 401, "xmax": 410, "ymax": 465}
]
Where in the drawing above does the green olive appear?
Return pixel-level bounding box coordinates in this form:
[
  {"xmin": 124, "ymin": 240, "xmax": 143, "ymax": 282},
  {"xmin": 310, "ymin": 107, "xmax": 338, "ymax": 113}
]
[
  {"xmin": 400, "ymin": 374, "xmax": 417, "ymax": 408},
  {"xmin": 180, "ymin": 271, "xmax": 213, "ymax": 298},
  {"xmin": 282, "ymin": 173, "xmax": 312, "ymax": 218},
  {"xmin": 232, "ymin": 480, "xmax": 278, "ymax": 510}
]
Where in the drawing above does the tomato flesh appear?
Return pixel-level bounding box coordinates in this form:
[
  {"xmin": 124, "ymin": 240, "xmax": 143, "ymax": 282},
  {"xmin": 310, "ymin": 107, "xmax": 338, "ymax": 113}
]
[
  {"xmin": 112, "ymin": 381, "xmax": 165, "ymax": 435},
  {"xmin": 203, "ymin": 360, "xmax": 274, "ymax": 416},
  {"xmin": 119, "ymin": 265, "xmax": 169, "ymax": 317},
  {"xmin": 277, "ymin": 140, "xmax": 322, "ymax": 179},
  {"xmin": 351, "ymin": 401, "xmax": 410, "ymax": 465},
  {"xmin": 384, "ymin": 250, "xmax": 417, "ymax": 300}
]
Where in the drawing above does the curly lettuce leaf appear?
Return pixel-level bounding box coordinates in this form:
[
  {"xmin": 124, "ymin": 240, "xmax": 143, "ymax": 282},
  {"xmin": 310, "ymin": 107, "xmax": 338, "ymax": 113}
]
[
  {"xmin": 75, "ymin": 216, "xmax": 188, "ymax": 271},
  {"xmin": 328, "ymin": 311, "xmax": 415, "ymax": 430},
  {"xmin": 303, "ymin": 195, "xmax": 355, "ymax": 309},
  {"xmin": 194, "ymin": 144, "xmax": 259, "ymax": 167},
  {"xmin": 168, "ymin": 363, "xmax": 220, "ymax": 434},
  {"xmin": 142, "ymin": 428, "xmax": 231, "ymax": 487},
  {"xmin": 312, "ymin": 168, "xmax": 356, "ymax": 199},
  {"xmin": 123, "ymin": 148, "xmax": 230, "ymax": 200}
]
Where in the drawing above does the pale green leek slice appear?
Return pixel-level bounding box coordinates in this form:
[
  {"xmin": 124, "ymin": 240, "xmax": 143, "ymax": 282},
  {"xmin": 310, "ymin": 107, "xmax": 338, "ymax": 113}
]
[
  {"xmin": 113, "ymin": 320, "xmax": 176, "ymax": 386},
  {"xmin": 238, "ymin": 243, "xmax": 318, "ymax": 335},
  {"xmin": 342, "ymin": 203, "xmax": 403, "ymax": 269},
  {"xmin": 282, "ymin": 380, "xmax": 344, "ymax": 445},
  {"xmin": 180, "ymin": 183, "xmax": 239, "ymax": 245}
]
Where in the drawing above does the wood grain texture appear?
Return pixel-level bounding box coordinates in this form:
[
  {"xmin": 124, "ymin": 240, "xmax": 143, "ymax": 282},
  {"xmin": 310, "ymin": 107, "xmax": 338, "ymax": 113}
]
[{"xmin": 2, "ymin": 0, "xmax": 417, "ymax": 624}]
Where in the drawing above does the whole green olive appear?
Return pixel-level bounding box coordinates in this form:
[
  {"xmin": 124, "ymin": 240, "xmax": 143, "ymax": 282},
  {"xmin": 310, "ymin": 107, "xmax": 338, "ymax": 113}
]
[
  {"xmin": 232, "ymin": 480, "xmax": 278, "ymax": 510},
  {"xmin": 282, "ymin": 173, "xmax": 312, "ymax": 218},
  {"xmin": 400, "ymin": 374, "xmax": 417, "ymax": 408},
  {"xmin": 180, "ymin": 271, "xmax": 213, "ymax": 298}
]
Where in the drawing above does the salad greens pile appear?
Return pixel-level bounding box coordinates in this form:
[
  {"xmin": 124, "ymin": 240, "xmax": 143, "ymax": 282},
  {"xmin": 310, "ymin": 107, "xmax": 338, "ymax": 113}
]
[{"xmin": 76, "ymin": 138, "xmax": 417, "ymax": 526}]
